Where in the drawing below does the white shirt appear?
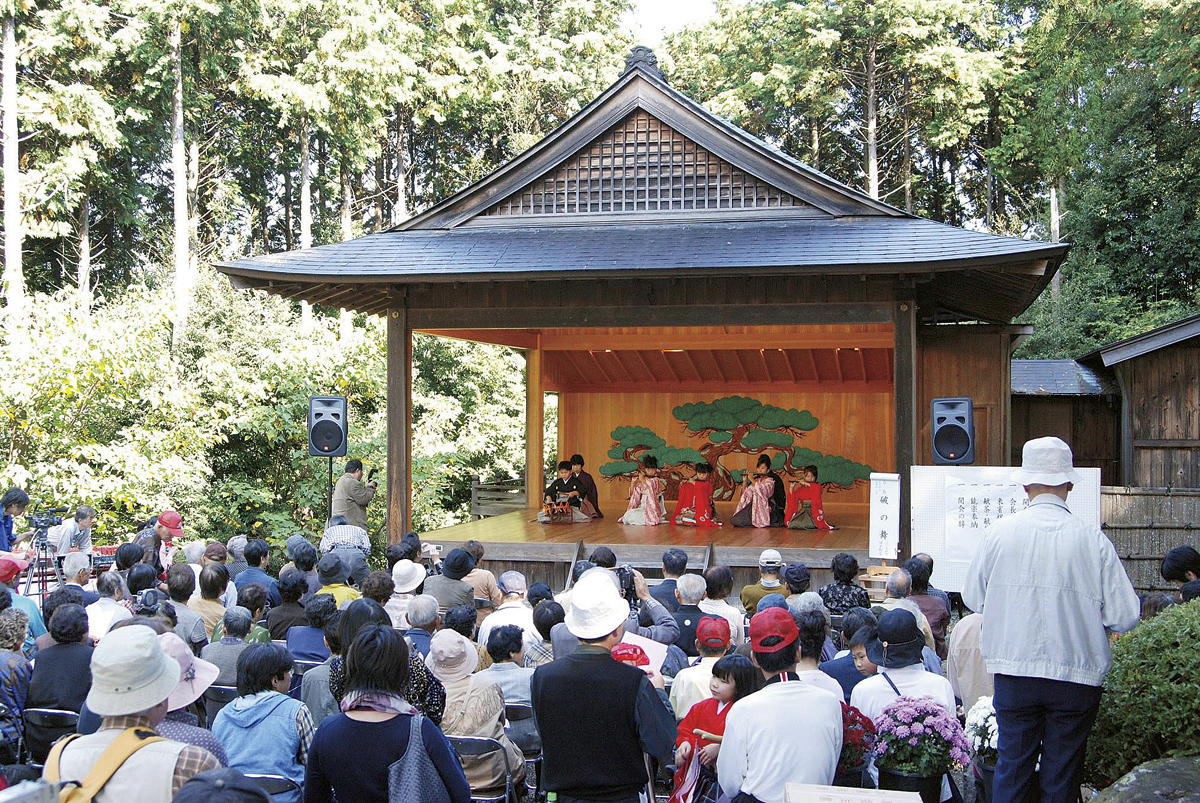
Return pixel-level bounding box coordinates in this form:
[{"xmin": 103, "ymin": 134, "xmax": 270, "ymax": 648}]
[
  {"xmin": 698, "ymin": 598, "xmax": 745, "ymax": 645},
  {"xmin": 795, "ymin": 668, "xmax": 845, "ymax": 699},
  {"xmin": 477, "ymin": 599, "xmax": 540, "ymax": 651},
  {"xmin": 947, "ymin": 612, "xmax": 993, "ymax": 715},
  {"xmin": 386, "ymin": 593, "xmax": 413, "ymax": 629},
  {"xmin": 669, "ymin": 655, "xmax": 720, "ymax": 719},
  {"xmin": 717, "ymin": 676, "xmax": 842, "ymax": 803},
  {"xmin": 86, "ymin": 597, "xmax": 132, "ymax": 640},
  {"xmin": 962, "ymin": 494, "xmax": 1139, "ymax": 687}
]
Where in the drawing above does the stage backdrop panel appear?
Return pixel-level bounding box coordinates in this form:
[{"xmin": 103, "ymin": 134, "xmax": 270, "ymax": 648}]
[{"xmin": 911, "ymin": 465, "xmax": 1102, "ymax": 593}]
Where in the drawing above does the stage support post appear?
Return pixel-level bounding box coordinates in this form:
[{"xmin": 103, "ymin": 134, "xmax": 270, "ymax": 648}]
[
  {"xmin": 894, "ymin": 297, "xmax": 918, "ymax": 559},
  {"xmin": 525, "ymin": 342, "xmax": 544, "ymax": 510},
  {"xmin": 387, "ymin": 295, "xmax": 413, "ymax": 543}
]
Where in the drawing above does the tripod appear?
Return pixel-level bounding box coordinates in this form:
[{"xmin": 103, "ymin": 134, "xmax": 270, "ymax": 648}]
[{"xmin": 22, "ymin": 537, "xmax": 64, "ymax": 601}]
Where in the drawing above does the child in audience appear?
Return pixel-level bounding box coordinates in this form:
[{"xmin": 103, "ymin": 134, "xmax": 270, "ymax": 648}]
[
  {"xmin": 673, "ymin": 463, "xmax": 721, "ymax": 527},
  {"xmin": 538, "ymin": 461, "xmax": 591, "ymax": 523},
  {"xmin": 850, "ymin": 626, "xmax": 878, "ymax": 678},
  {"xmin": 618, "ymin": 456, "xmax": 667, "ymax": 526},
  {"xmin": 673, "ymin": 654, "xmax": 761, "ymax": 801}
]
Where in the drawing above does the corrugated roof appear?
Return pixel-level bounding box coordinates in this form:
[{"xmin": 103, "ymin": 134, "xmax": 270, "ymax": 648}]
[{"xmin": 1011, "ymin": 360, "xmax": 1117, "ymax": 395}]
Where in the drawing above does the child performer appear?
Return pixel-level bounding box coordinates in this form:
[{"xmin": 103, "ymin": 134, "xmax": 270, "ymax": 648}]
[
  {"xmin": 784, "ymin": 464, "xmax": 836, "ymax": 530},
  {"xmin": 730, "ymin": 456, "xmax": 778, "ymax": 528},
  {"xmin": 618, "ymin": 456, "xmax": 668, "ymax": 526},
  {"xmin": 570, "ymin": 454, "xmax": 602, "ymax": 518},
  {"xmin": 537, "ymin": 460, "xmax": 591, "ymax": 523},
  {"xmin": 673, "ymin": 463, "xmax": 721, "ymax": 527},
  {"xmin": 672, "ymin": 655, "xmax": 762, "ymax": 803}
]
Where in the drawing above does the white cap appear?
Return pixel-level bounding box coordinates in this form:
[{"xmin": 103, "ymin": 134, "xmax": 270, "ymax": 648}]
[
  {"xmin": 759, "ymin": 549, "xmax": 783, "ymax": 568},
  {"xmin": 564, "ymin": 568, "xmax": 629, "ymax": 640},
  {"xmin": 391, "ymin": 559, "xmax": 425, "ymax": 594},
  {"xmin": 1011, "ymin": 437, "xmax": 1081, "ymax": 487}
]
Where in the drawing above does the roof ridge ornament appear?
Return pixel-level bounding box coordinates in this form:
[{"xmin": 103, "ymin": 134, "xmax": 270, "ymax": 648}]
[{"xmin": 624, "ymin": 46, "xmax": 665, "ymax": 81}]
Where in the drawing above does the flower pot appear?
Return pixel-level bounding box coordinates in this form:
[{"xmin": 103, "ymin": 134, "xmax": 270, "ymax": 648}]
[
  {"xmin": 972, "ymin": 756, "xmax": 996, "ymax": 803},
  {"xmin": 833, "ymin": 764, "xmax": 866, "ymax": 788},
  {"xmin": 878, "ymin": 766, "xmax": 942, "ymax": 803}
]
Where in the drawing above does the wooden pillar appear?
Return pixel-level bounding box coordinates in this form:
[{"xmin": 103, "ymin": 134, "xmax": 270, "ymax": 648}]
[
  {"xmin": 525, "ymin": 344, "xmax": 544, "ymax": 509},
  {"xmin": 387, "ymin": 297, "xmax": 412, "ymax": 542},
  {"xmin": 894, "ymin": 297, "xmax": 918, "ymax": 559}
]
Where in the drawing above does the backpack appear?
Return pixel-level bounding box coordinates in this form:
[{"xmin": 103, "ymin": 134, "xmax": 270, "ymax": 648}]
[{"xmin": 43, "ymin": 727, "xmax": 168, "ymax": 803}]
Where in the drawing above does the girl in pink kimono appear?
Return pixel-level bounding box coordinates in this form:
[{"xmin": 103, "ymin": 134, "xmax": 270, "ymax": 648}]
[
  {"xmin": 618, "ymin": 456, "xmax": 668, "ymax": 526},
  {"xmin": 731, "ymin": 469, "xmax": 775, "ymax": 528}
]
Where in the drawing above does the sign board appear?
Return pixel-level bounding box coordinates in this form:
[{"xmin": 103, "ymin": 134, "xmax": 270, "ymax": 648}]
[
  {"xmin": 911, "ymin": 465, "xmax": 1102, "ymax": 593},
  {"xmin": 869, "ymin": 472, "xmax": 902, "ymax": 560},
  {"xmin": 786, "ymin": 783, "xmax": 921, "ymax": 803},
  {"xmin": 618, "ymin": 630, "xmax": 667, "ymax": 673}
]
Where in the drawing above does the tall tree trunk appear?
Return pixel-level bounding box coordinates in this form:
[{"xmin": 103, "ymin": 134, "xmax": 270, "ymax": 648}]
[
  {"xmin": 299, "ymin": 120, "xmax": 312, "ymax": 332},
  {"xmin": 1, "ymin": 12, "xmax": 25, "ymax": 331},
  {"xmin": 903, "ymin": 77, "xmax": 913, "ymax": 214},
  {"xmin": 170, "ymin": 19, "xmax": 192, "ymax": 340},
  {"xmin": 339, "ymin": 160, "xmax": 353, "ymax": 342},
  {"xmin": 1050, "ymin": 181, "xmax": 1062, "ymax": 297},
  {"xmin": 810, "ymin": 121, "xmax": 820, "ymax": 169},
  {"xmin": 864, "ymin": 38, "xmax": 879, "ymax": 200},
  {"xmin": 283, "ymin": 164, "xmax": 293, "ymax": 251},
  {"xmin": 374, "ymin": 155, "xmax": 384, "ymax": 230},
  {"xmin": 77, "ymin": 190, "xmax": 91, "ymax": 315},
  {"xmin": 393, "ymin": 110, "xmax": 408, "ymax": 224}
]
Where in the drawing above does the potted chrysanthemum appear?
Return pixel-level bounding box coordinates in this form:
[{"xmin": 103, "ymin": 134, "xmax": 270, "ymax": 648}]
[
  {"xmin": 873, "ymin": 696, "xmax": 972, "ymax": 803},
  {"xmin": 965, "ymin": 696, "xmax": 999, "ymax": 801},
  {"xmin": 835, "ymin": 702, "xmax": 876, "ymax": 787}
]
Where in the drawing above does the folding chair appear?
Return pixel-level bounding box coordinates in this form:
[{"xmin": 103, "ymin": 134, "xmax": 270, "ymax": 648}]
[
  {"xmin": 22, "ymin": 708, "xmax": 79, "ymax": 768},
  {"xmin": 504, "ymin": 704, "xmax": 542, "ymax": 801},
  {"xmin": 204, "ymin": 684, "xmax": 239, "ymax": 724},
  {"xmin": 447, "ymin": 735, "xmax": 516, "ymax": 803},
  {"xmin": 288, "ymin": 660, "xmax": 323, "ymax": 700},
  {"xmin": 245, "ymin": 773, "xmax": 302, "ymax": 798}
]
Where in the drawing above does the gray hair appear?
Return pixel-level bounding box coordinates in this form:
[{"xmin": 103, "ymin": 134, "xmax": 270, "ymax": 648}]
[
  {"xmin": 62, "ymin": 552, "xmax": 91, "ymax": 580},
  {"xmin": 75, "ymin": 506, "xmax": 97, "ymax": 522},
  {"xmin": 96, "ymin": 571, "xmax": 126, "ymax": 599},
  {"xmin": 326, "ymin": 515, "xmax": 350, "ymax": 529},
  {"xmin": 498, "ymin": 571, "xmax": 527, "ymax": 596},
  {"xmin": 789, "ymin": 591, "xmax": 831, "ymax": 629},
  {"xmin": 676, "ymin": 574, "xmax": 707, "ymax": 605},
  {"xmin": 223, "ymin": 605, "xmax": 253, "ymax": 638},
  {"xmin": 183, "ymin": 542, "xmax": 206, "ymax": 565},
  {"xmin": 886, "ymin": 569, "xmax": 912, "ymax": 599},
  {"xmin": 407, "ymin": 595, "xmax": 439, "ymax": 629},
  {"xmin": 226, "ymin": 536, "xmax": 247, "ymax": 560}
]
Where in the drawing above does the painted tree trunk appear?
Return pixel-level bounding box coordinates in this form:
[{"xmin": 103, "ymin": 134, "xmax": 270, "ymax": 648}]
[{"xmin": 2, "ymin": 13, "xmax": 24, "ymax": 329}]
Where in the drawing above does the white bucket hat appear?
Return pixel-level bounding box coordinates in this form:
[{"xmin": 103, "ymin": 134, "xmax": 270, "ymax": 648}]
[
  {"xmin": 391, "ymin": 559, "xmax": 426, "ymax": 594},
  {"xmin": 1011, "ymin": 437, "xmax": 1081, "ymax": 487},
  {"xmin": 424, "ymin": 629, "xmax": 478, "ymax": 683},
  {"xmin": 88, "ymin": 626, "xmax": 181, "ymax": 717},
  {"xmin": 565, "ymin": 568, "xmax": 630, "ymax": 640}
]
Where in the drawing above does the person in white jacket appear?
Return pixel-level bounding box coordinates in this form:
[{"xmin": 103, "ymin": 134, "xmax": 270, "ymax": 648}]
[{"xmin": 963, "ymin": 437, "xmax": 1139, "ymax": 803}]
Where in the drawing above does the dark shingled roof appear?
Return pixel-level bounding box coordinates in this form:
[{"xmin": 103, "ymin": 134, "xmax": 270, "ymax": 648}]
[
  {"xmin": 1079, "ymin": 312, "xmax": 1200, "ymax": 367},
  {"xmin": 1011, "ymin": 360, "xmax": 1117, "ymax": 396}
]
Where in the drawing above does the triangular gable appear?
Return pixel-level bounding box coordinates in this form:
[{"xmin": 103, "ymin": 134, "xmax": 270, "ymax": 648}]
[{"xmin": 398, "ymin": 63, "xmax": 903, "ymax": 230}]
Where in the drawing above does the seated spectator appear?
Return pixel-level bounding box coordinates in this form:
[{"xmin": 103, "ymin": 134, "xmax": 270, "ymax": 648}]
[
  {"xmin": 783, "ymin": 562, "xmax": 812, "ymax": 608},
  {"xmin": 477, "ymin": 624, "xmax": 539, "ymax": 752},
  {"xmin": 234, "ymin": 539, "xmax": 282, "ymax": 608},
  {"xmin": 478, "ymin": 571, "xmax": 539, "ymax": 650},
  {"xmin": 202, "ymin": 607, "xmax": 254, "ymax": 686},
  {"xmin": 527, "ymin": 582, "xmax": 553, "ymax": 610},
  {"xmin": 128, "ymin": 562, "xmax": 159, "ymax": 597},
  {"xmin": 315, "ymin": 553, "xmax": 360, "ymax": 609},
  {"xmin": 947, "ymin": 607, "xmax": 991, "ymax": 715},
  {"xmin": 462, "ymin": 540, "xmax": 502, "ymax": 607},
  {"xmin": 25, "ymin": 603, "xmax": 93, "ymax": 761},
  {"xmin": 911, "ymin": 553, "xmax": 952, "ymax": 614},
  {"xmin": 167, "ymin": 564, "xmax": 209, "ymax": 654},
  {"xmin": 790, "ymin": 608, "xmax": 844, "ymax": 698},
  {"xmin": 589, "ymin": 546, "xmax": 617, "ymax": 568},
  {"xmin": 265, "ymin": 572, "xmax": 309, "ymax": 640},
  {"xmin": 360, "ymin": 570, "xmax": 394, "ymax": 609},
  {"xmin": 385, "ymin": 542, "xmax": 407, "ymax": 571},
  {"xmin": 789, "ymin": 591, "xmax": 838, "ymax": 662},
  {"xmin": 424, "ymin": 549, "xmax": 476, "ymax": 612},
  {"xmin": 109, "ymin": 542, "xmax": 146, "ymax": 593},
  {"xmin": 526, "ymin": 600, "xmax": 563, "ymax": 668},
  {"xmin": 198, "ymin": 542, "xmax": 239, "ymax": 608},
  {"xmin": 404, "ymin": 594, "xmax": 440, "ymax": 657},
  {"xmin": 318, "ymin": 515, "xmax": 370, "ymax": 586},
  {"xmin": 301, "ymin": 610, "xmax": 342, "ymax": 727},
  {"xmin": 553, "ymin": 559, "xmax": 595, "ymax": 613},
  {"xmin": 903, "ymin": 556, "xmax": 949, "ymax": 660},
  {"xmin": 550, "ymin": 566, "xmax": 680, "ymax": 658},
  {"xmin": 0, "ymin": 609, "xmax": 29, "ymax": 760},
  {"xmin": 226, "ymin": 536, "xmax": 249, "ymax": 579},
  {"xmin": 717, "ymin": 608, "xmax": 843, "ymax": 801},
  {"xmin": 652, "ymin": 547, "xmax": 688, "ymax": 613},
  {"xmin": 278, "ymin": 535, "xmax": 310, "ymax": 577},
  {"xmin": 880, "ymin": 569, "xmax": 936, "ymax": 651},
  {"xmin": 287, "ymin": 593, "xmax": 337, "ymax": 662},
  {"xmin": 672, "ymin": 573, "xmax": 710, "ymax": 657},
  {"xmin": 189, "ymin": 563, "xmax": 230, "ymax": 638},
  {"xmin": 156, "ymin": 632, "xmax": 228, "ymax": 766},
  {"xmin": 1160, "ymin": 545, "xmax": 1200, "ymax": 586},
  {"xmin": 86, "ymin": 571, "xmax": 132, "ymax": 641},
  {"xmin": 173, "ymin": 767, "xmax": 272, "ymax": 803},
  {"xmin": 1182, "ymin": 579, "xmax": 1200, "ymax": 603},
  {"xmin": 35, "ymin": 585, "xmax": 86, "ymax": 651},
  {"xmin": 183, "ymin": 541, "xmax": 207, "ymax": 580},
  {"xmin": 1141, "ymin": 592, "xmax": 1178, "ymax": 621},
  {"xmin": 213, "ymin": 585, "xmax": 270, "ymax": 643},
  {"xmin": 818, "ymin": 607, "xmax": 877, "ymax": 701},
  {"xmin": 62, "ymin": 552, "xmax": 100, "ymax": 605},
  {"xmin": 740, "ymin": 549, "xmax": 784, "ymax": 617},
  {"xmin": 304, "ymin": 625, "xmax": 470, "ymax": 803},
  {"xmin": 0, "ymin": 559, "xmax": 45, "ymax": 653},
  {"xmin": 698, "ymin": 566, "xmax": 745, "ymax": 645},
  {"xmin": 669, "ymin": 616, "xmax": 732, "ymax": 719},
  {"xmin": 818, "ymin": 552, "xmax": 871, "ymax": 615},
  {"xmin": 673, "ymin": 654, "xmax": 761, "ymax": 799},
  {"xmin": 386, "ymin": 559, "xmax": 425, "ymax": 628},
  {"xmin": 426, "ymin": 629, "xmax": 526, "ymax": 793},
  {"xmin": 213, "ymin": 644, "xmax": 312, "ymax": 802},
  {"xmin": 848, "ymin": 627, "xmax": 878, "ymax": 679},
  {"xmin": 135, "ymin": 589, "xmax": 179, "ymax": 633},
  {"xmin": 281, "ymin": 540, "xmax": 321, "ymax": 601},
  {"xmin": 442, "ymin": 604, "xmax": 492, "ymax": 671},
  {"xmin": 332, "ymin": 598, "xmax": 446, "ymax": 726}
]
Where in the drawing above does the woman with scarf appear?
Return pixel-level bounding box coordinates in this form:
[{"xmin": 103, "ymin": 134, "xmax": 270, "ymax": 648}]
[{"xmin": 305, "ymin": 624, "xmax": 470, "ymax": 803}]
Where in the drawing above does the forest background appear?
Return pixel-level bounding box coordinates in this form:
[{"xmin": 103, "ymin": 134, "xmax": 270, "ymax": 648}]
[{"xmin": 1, "ymin": 0, "xmax": 1198, "ymax": 554}]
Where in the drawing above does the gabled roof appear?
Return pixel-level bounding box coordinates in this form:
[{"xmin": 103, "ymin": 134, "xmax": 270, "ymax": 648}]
[
  {"xmin": 1079, "ymin": 312, "xmax": 1200, "ymax": 366},
  {"xmin": 1011, "ymin": 360, "xmax": 1117, "ymax": 396}
]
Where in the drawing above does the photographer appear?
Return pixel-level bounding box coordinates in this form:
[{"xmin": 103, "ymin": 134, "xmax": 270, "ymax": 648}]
[
  {"xmin": 331, "ymin": 458, "xmax": 376, "ymax": 532},
  {"xmin": 0, "ymin": 488, "xmax": 35, "ymax": 555},
  {"xmin": 49, "ymin": 505, "xmax": 97, "ymax": 557},
  {"xmin": 552, "ymin": 566, "xmax": 680, "ymax": 658}
]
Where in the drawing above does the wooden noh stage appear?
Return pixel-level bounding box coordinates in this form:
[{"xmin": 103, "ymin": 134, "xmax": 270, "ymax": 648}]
[{"xmin": 215, "ymin": 48, "xmax": 1069, "ymax": 590}]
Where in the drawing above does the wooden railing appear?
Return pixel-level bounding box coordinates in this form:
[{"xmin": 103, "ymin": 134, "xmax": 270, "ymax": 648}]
[{"xmin": 469, "ymin": 475, "xmax": 528, "ymax": 520}]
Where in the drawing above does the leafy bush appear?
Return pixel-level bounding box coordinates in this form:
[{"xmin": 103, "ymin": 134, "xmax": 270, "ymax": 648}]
[{"xmin": 1084, "ymin": 602, "xmax": 1200, "ymax": 787}]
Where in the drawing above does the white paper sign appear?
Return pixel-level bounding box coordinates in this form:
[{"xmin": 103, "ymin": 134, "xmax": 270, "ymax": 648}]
[
  {"xmin": 869, "ymin": 472, "xmax": 901, "ymax": 560},
  {"xmin": 618, "ymin": 630, "xmax": 667, "ymax": 673},
  {"xmin": 943, "ymin": 477, "xmax": 1028, "ymax": 563}
]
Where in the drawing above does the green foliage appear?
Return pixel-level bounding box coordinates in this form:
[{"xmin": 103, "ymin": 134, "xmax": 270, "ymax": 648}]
[
  {"xmin": 674, "ymin": 396, "xmax": 819, "ymax": 434},
  {"xmin": 1084, "ymin": 602, "xmax": 1200, "ymax": 787},
  {"xmin": 742, "ymin": 429, "xmax": 795, "ymax": 451}
]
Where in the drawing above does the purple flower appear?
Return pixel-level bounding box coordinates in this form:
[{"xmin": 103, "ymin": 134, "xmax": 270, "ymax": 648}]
[{"xmin": 909, "ymin": 737, "xmax": 919, "ymax": 746}]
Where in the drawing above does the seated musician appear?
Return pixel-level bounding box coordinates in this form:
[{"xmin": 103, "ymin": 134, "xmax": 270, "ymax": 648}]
[
  {"xmin": 785, "ymin": 465, "xmax": 836, "ymax": 530},
  {"xmin": 570, "ymin": 454, "xmax": 602, "ymax": 518},
  {"xmin": 673, "ymin": 463, "xmax": 721, "ymax": 527},
  {"xmin": 617, "ymin": 456, "xmax": 668, "ymax": 526},
  {"xmin": 730, "ymin": 455, "xmax": 784, "ymax": 528},
  {"xmin": 537, "ymin": 461, "xmax": 591, "ymax": 523}
]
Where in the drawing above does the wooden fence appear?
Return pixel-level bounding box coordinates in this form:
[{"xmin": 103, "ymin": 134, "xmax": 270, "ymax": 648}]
[{"xmin": 1102, "ymin": 486, "xmax": 1200, "ymax": 593}]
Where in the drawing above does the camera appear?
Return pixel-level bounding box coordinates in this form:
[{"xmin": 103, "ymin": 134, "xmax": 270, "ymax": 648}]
[
  {"xmin": 25, "ymin": 505, "xmax": 65, "ymax": 548},
  {"xmin": 614, "ymin": 563, "xmax": 639, "ymax": 609}
]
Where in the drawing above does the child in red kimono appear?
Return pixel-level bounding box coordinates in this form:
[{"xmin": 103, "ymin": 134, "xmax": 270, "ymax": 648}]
[
  {"xmin": 784, "ymin": 464, "xmax": 836, "ymax": 530},
  {"xmin": 673, "ymin": 463, "xmax": 721, "ymax": 527}
]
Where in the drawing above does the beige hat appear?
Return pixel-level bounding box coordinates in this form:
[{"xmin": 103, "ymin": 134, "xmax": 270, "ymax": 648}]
[
  {"xmin": 392, "ymin": 559, "xmax": 425, "ymax": 594},
  {"xmin": 1011, "ymin": 437, "xmax": 1081, "ymax": 487},
  {"xmin": 565, "ymin": 567, "xmax": 630, "ymax": 640},
  {"xmin": 87, "ymin": 626, "xmax": 181, "ymax": 717},
  {"xmin": 424, "ymin": 629, "xmax": 478, "ymax": 683},
  {"xmin": 158, "ymin": 632, "xmax": 220, "ymax": 711}
]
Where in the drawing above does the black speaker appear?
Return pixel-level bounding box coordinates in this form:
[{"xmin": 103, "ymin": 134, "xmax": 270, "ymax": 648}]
[
  {"xmin": 308, "ymin": 396, "xmax": 348, "ymax": 457},
  {"xmin": 931, "ymin": 397, "xmax": 975, "ymax": 464}
]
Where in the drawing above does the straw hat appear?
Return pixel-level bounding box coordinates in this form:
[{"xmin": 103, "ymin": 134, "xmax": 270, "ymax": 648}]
[
  {"xmin": 564, "ymin": 568, "xmax": 629, "ymax": 640},
  {"xmin": 1011, "ymin": 436, "xmax": 1081, "ymax": 487},
  {"xmin": 391, "ymin": 559, "xmax": 426, "ymax": 594},
  {"xmin": 87, "ymin": 626, "xmax": 181, "ymax": 717},
  {"xmin": 159, "ymin": 632, "xmax": 220, "ymax": 711},
  {"xmin": 424, "ymin": 629, "xmax": 478, "ymax": 683}
]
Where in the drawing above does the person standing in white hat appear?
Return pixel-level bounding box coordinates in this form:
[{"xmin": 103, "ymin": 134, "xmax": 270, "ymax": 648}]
[
  {"xmin": 43, "ymin": 625, "xmax": 220, "ymax": 801},
  {"xmin": 963, "ymin": 437, "xmax": 1139, "ymax": 803}
]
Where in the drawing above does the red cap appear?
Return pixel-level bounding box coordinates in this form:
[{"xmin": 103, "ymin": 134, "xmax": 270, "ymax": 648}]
[
  {"xmin": 611, "ymin": 643, "xmax": 649, "ymax": 667},
  {"xmin": 696, "ymin": 616, "xmax": 731, "ymax": 648},
  {"xmin": 0, "ymin": 558, "xmax": 29, "ymax": 583},
  {"xmin": 750, "ymin": 607, "xmax": 799, "ymax": 653},
  {"xmin": 158, "ymin": 510, "xmax": 184, "ymax": 539}
]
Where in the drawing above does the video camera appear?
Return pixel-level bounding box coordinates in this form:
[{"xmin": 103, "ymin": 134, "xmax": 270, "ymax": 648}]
[
  {"xmin": 614, "ymin": 563, "xmax": 639, "ymax": 610},
  {"xmin": 25, "ymin": 504, "xmax": 66, "ymax": 547}
]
